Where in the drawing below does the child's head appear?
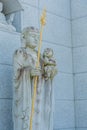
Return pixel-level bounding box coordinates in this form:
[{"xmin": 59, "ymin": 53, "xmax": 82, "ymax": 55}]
[{"xmin": 43, "ymin": 48, "xmax": 53, "ymax": 58}]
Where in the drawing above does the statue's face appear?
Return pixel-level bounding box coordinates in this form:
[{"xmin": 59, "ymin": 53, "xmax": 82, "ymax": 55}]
[
  {"xmin": 43, "ymin": 48, "xmax": 53, "ymax": 58},
  {"xmin": 25, "ymin": 31, "xmax": 39, "ymax": 49},
  {"xmin": 0, "ymin": 2, "xmax": 3, "ymax": 12}
]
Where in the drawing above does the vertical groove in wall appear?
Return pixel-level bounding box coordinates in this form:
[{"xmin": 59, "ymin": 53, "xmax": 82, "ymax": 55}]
[
  {"xmin": 70, "ymin": 0, "xmax": 76, "ymax": 129},
  {"xmin": 38, "ymin": 0, "xmax": 39, "ymax": 27}
]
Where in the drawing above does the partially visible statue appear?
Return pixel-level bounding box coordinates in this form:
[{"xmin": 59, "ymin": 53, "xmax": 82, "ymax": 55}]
[
  {"xmin": 13, "ymin": 26, "xmax": 57, "ymax": 130},
  {"xmin": 7, "ymin": 13, "xmax": 16, "ymax": 31},
  {"xmin": 0, "ymin": 2, "xmax": 7, "ymax": 24},
  {"xmin": 0, "ymin": 2, "xmax": 16, "ymax": 31}
]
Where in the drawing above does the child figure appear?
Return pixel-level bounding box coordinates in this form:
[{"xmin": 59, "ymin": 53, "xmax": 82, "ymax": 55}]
[{"xmin": 43, "ymin": 48, "xmax": 57, "ymax": 80}]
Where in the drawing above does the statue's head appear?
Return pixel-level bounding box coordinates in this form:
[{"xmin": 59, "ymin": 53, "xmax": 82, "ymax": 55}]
[
  {"xmin": 0, "ymin": 2, "xmax": 3, "ymax": 12},
  {"xmin": 43, "ymin": 48, "xmax": 53, "ymax": 58},
  {"xmin": 21, "ymin": 26, "xmax": 39, "ymax": 49}
]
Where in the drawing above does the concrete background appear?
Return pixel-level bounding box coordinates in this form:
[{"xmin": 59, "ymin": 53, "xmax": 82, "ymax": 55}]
[
  {"xmin": 72, "ymin": 0, "xmax": 87, "ymax": 130},
  {"xmin": 0, "ymin": 30, "xmax": 21, "ymax": 129}
]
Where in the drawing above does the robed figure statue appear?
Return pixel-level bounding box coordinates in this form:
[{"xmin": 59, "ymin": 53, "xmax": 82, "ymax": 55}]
[
  {"xmin": 0, "ymin": 2, "xmax": 16, "ymax": 31},
  {"xmin": 13, "ymin": 26, "xmax": 57, "ymax": 130}
]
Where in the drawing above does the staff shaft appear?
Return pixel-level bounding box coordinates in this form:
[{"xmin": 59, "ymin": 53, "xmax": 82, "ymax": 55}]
[{"xmin": 29, "ymin": 24, "xmax": 44, "ymax": 130}]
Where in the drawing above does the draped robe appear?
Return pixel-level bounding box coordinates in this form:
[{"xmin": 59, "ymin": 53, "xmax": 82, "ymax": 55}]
[{"xmin": 13, "ymin": 47, "xmax": 54, "ymax": 130}]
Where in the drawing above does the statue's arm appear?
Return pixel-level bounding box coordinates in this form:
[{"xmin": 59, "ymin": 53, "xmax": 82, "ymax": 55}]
[
  {"xmin": 43, "ymin": 57, "xmax": 56, "ymax": 66},
  {"xmin": 13, "ymin": 55, "xmax": 23, "ymax": 80},
  {"xmin": 13, "ymin": 49, "xmax": 29, "ymax": 80},
  {"xmin": 13, "ymin": 49, "xmax": 42, "ymax": 79}
]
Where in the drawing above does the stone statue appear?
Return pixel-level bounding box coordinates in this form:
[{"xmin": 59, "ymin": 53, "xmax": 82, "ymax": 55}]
[
  {"xmin": 0, "ymin": 2, "xmax": 7, "ymax": 24},
  {"xmin": 7, "ymin": 13, "xmax": 16, "ymax": 31},
  {"xmin": 13, "ymin": 26, "xmax": 57, "ymax": 130},
  {"xmin": 0, "ymin": 2, "xmax": 16, "ymax": 31},
  {"xmin": 0, "ymin": 1, "xmax": 9, "ymax": 30}
]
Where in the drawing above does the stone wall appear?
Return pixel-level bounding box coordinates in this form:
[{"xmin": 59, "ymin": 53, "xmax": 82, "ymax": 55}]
[
  {"xmin": 72, "ymin": 0, "xmax": 87, "ymax": 130},
  {"xmin": 39, "ymin": 0, "xmax": 75, "ymax": 130},
  {"xmin": 0, "ymin": 30, "xmax": 21, "ymax": 129}
]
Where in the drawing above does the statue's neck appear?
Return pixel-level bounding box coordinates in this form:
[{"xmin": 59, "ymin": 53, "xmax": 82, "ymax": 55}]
[{"xmin": 25, "ymin": 47, "xmax": 36, "ymax": 54}]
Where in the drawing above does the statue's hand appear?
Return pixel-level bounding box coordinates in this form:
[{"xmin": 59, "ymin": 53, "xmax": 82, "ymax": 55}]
[{"xmin": 30, "ymin": 67, "xmax": 41, "ymax": 77}]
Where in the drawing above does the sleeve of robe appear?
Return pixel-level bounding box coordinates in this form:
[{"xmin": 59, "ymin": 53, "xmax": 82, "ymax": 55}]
[{"xmin": 12, "ymin": 48, "xmax": 33, "ymax": 130}]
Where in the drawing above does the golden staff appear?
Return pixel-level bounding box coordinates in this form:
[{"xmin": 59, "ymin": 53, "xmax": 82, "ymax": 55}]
[{"xmin": 29, "ymin": 8, "xmax": 46, "ymax": 130}]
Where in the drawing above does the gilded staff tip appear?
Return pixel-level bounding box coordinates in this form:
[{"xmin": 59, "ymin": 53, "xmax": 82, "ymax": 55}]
[{"xmin": 40, "ymin": 8, "xmax": 46, "ymax": 26}]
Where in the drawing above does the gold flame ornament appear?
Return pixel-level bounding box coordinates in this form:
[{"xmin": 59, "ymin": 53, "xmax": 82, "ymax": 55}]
[
  {"xmin": 29, "ymin": 8, "xmax": 46, "ymax": 130},
  {"xmin": 41, "ymin": 9, "xmax": 46, "ymax": 26}
]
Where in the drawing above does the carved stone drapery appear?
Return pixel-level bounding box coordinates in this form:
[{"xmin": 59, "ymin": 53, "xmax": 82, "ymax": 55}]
[{"xmin": 0, "ymin": 0, "xmax": 23, "ymax": 15}]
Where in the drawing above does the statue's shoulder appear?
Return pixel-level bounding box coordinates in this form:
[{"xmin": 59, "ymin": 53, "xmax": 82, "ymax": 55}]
[
  {"xmin": 13, "ymin": 47, "xmax": 27, "ymax": 60},
  {"xmin": 14, "ymin": 47, "xmax": 26, "ymax": 55}
]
